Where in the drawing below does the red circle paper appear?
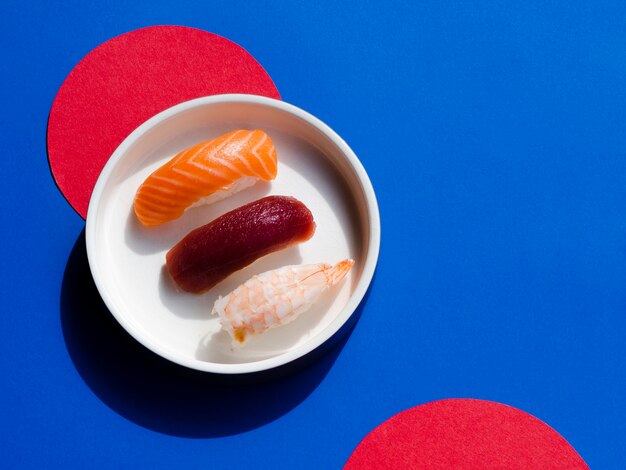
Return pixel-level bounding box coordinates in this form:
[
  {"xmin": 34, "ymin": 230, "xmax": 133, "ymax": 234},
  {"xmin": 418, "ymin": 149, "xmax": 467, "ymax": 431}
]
[
  {"xmin": 47, "ymin": 25, "xmax": 280, "ymax": 218},
  {"xmin": 344, "ymin": 399, "xmax": 588, "ymax": 469}
]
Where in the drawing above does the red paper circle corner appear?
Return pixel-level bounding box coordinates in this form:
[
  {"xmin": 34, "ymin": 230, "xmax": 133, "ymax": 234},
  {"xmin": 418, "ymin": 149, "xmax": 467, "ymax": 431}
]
[
  {"xmin": 344, "ymin": 398, "xmax": 588, "ymax": 469},
  {"xmin": 47, "ymin": 25, "xmax": 281, "ymax": 218}
]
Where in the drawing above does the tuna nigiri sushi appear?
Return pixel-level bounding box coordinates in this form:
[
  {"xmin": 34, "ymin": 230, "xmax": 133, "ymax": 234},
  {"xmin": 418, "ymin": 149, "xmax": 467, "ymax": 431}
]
[
  {"xmin": 166, "ymin": 196, "xmax": 316, "ymax": 293},
  {"xmin": 212, "ymin": 260, "xmax": 355, "ymax": 346},
  {"xmin": 134, "ymin": 129, "xmax": 278, "ymax": 226}
]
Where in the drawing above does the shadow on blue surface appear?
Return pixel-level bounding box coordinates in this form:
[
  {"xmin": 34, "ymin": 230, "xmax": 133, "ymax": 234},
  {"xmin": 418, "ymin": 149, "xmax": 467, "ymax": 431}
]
[{"xmin": 60, "ymin": 230, "xmax": 369, "ymax": 438}]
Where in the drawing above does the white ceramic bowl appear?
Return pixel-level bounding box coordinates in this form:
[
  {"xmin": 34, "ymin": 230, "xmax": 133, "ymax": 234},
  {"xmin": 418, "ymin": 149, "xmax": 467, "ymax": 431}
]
[{"xmin": 86, "ymin": 94, "xmax": 380, "ymax": 374}]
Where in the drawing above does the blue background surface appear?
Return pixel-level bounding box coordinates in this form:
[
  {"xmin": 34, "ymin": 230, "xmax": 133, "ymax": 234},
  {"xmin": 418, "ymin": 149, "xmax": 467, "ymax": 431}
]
[{"xmin": 2, "ymin": 1, "xmax": 626, "ymax": 467}]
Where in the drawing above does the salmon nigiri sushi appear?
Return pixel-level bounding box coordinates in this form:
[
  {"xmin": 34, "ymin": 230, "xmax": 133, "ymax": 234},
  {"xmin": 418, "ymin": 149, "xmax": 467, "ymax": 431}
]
[{"xmin": 134, "ymin": 129, "xmax": 278, "ymax": 226}]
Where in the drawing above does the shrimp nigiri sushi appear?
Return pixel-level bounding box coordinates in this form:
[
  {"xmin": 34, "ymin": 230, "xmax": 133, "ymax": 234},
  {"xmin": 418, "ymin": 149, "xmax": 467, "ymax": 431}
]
[
  {"xmin": 212, "ymin": 259, "xmax": 355, "ymax": 346},
  {"xmin": 134, "ymin": 129, "xmax": 277, "ymax": 226}
]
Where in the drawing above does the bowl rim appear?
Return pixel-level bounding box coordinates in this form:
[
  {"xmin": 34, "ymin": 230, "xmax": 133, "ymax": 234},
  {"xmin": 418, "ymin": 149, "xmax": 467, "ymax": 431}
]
[{"xmin": 85, "ymin": 93, "xmax": 381, "ymax": 374}]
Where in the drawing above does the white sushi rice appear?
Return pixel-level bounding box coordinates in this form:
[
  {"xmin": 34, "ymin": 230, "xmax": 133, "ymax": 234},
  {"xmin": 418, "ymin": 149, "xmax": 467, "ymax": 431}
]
[{"xmin": 186, "ymin": 176, "xmax": 258, "ymax": 210}]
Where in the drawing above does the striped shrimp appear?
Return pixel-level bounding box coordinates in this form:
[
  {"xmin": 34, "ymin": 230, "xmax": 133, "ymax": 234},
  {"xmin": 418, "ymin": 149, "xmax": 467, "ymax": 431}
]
[{"xmin": 212, "ymin": 259, "xmax": 354, "ymax": 346}]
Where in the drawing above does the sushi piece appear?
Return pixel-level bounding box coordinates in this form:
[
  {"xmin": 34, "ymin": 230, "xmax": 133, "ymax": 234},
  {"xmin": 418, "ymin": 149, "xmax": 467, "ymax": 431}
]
[
  {"xmin": 134, "ymin": 129, "xmax": 278, "ymax": 226},
  {"xmin": 166, "ymin": 196, "xmax": 316, "ymax": 293},
  {"xmin": 212, "ymin": 259, "xmax": 355, "ymax": 346}
]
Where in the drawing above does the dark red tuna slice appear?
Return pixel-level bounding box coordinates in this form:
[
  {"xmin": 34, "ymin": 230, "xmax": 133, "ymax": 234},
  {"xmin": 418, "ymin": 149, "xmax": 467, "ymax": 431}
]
[{"xmin": 166, "ymin": 196, "xmax": 316, "ymax": 293}]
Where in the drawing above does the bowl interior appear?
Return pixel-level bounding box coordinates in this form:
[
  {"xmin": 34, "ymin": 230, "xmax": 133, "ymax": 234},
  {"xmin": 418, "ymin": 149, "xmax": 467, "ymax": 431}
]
[{"xmin": 88, "ymin": 97, "xmax": 376, "ymax": 373}]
